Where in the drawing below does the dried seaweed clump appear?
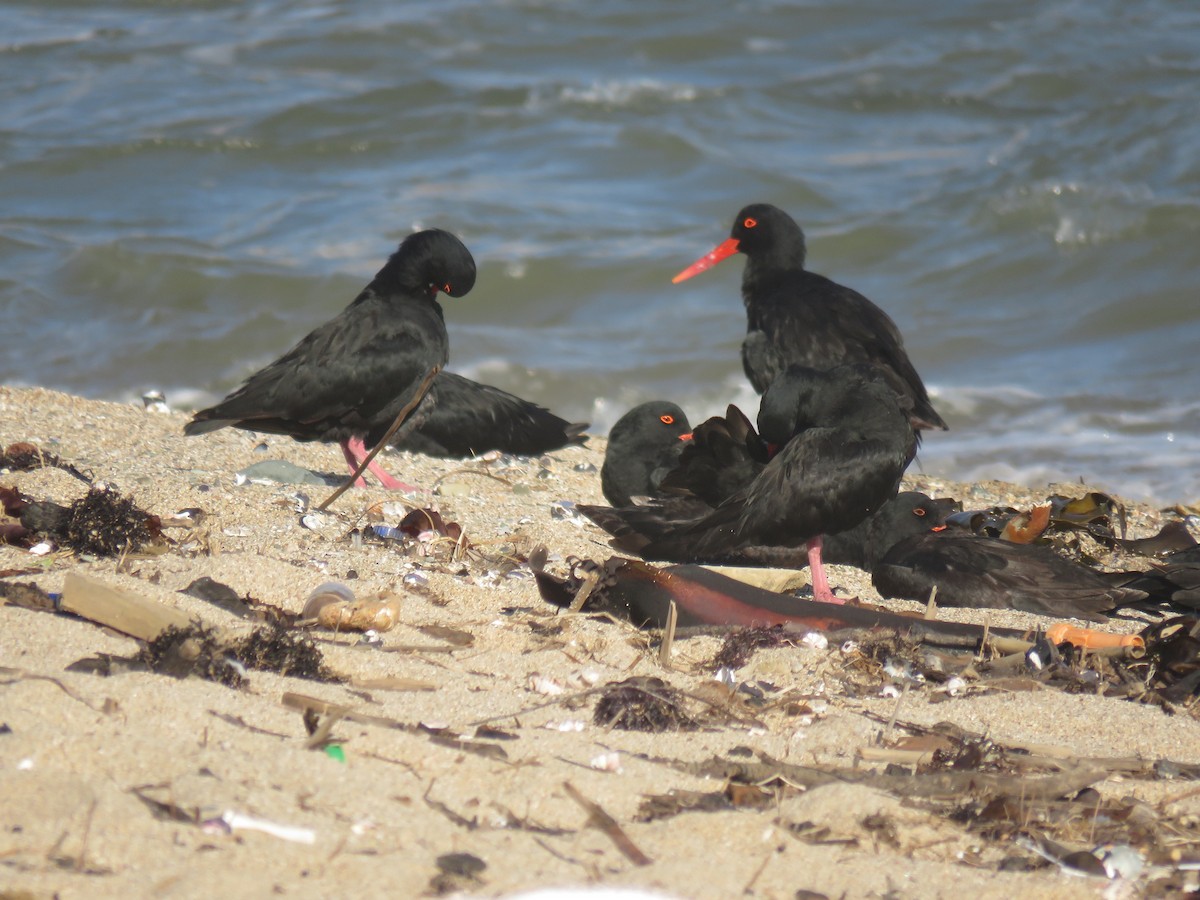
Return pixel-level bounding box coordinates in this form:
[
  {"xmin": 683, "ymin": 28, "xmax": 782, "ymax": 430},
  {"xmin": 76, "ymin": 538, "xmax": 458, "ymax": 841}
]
[
  {"xmin": 141, "ymin": 621, "xmax": 339, "ymax": 687},
  {"xmin": 141, "ymin": 624, "xmax": 247, "ymax": 688},
  {"xmin": 711, "ymin": 625, "xmax": 792, "ymax": 671},
  {"xmin": 64, "ymin": 486, "xmax": 156, "ymax": 556},
  {"xmin": 237, "ymin": 621, "xmax": 338, "ymax": 681},
  {"xmin": 593, "ymin": 676, "xmax": 697, "ymax": 732}
]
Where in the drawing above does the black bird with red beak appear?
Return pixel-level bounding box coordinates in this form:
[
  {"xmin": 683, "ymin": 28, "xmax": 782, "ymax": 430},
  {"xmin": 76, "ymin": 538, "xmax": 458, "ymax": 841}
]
[
  {"xmin": 674, "ymin": 203, "xmax": 947, "ymax": 433},
  {"xmin": 185, "ymin": 228, "xmax": 476, "ymax": 491}
]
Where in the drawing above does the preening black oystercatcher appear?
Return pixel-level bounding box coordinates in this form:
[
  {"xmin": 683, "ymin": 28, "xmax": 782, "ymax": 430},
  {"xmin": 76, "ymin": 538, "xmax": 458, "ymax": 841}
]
[
  {"xmin": 580, "ymin": 364, "xmax": 917, "ymax": 603},
  {"xmin": 872, "ymin": 531, "xmax": 1148, "ymax": 621},
  {"xmin": 391, "ymin": 371, "xmax": 587, "ymax": 458},
  {"xmin": 600, "ymin": 401, "xmax": 692, "ymax": 507},
  {"xmin": 657, "ymin": 403, "xmax": 769, "ymax": 507},
  {"xmin": 673, "ymin": 203, "xmax": 947, "ymax": 432},
  {"xmin": 185, "ymin": 229, "xmax": 476, "ymax": 490}
]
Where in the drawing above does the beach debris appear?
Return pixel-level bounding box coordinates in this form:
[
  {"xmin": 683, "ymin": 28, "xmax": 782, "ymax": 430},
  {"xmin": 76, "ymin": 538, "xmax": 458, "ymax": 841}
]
[
  {"xmin": 593, "ymin": 676, "xmax": 697, "ymax": 732},
  {"xmin": 300, "ymin": 581, "xmax": 403, "ymax": 632},
  {"xmin": 235, "ymin": 459, "xmax": 330, "ymax": 487},
  {"xmin": 2, "ymin": 484, "xmax": 163, "ymax": 556},
  {"xmin": 281, "ymin": 692, "xmax": 511, "ymax": 761},
  {"xmin": 181, "ymin": 576, "xmax": 254, "ymax": 619},
  {"xmin": 0, "ymin": 580, "xmax": 56, "ymax": 611},
  {"xmin": 0, "ymin": 441, "xmax": 91, "ymax": 482},
  {"xmin": 61, "ymin": 571, "xmax": 194, "ymax": 642},
  {"xmin": 141, "ymin": 623, "xmax": 250, "ymax": 687},
  {"xmin": 62, "ymin": 486, "xmax": 163, "ymax": 556},
  {"xmin": 428, "ymin": 852, "xmax": 487, "ymax": 895},
  {"xmin": 299, "ymin": 508, "xmax": 339, "ymax": 535},
  {"xmin": 141, "ymin": 621, "xmax": 338, "ymax": 685},
  {"xmin": 590, "ymin": 751, "xmax": 623, "ymax": 773},
  {"xmin": 141, "ymin": 390, "xmax": 170, "ymax": 413},
  {"xmin": 549, "ymin": 499, "xmax": 585, "ymax": 525},
  {"xmin": 563, "ymin": 780, "xmax": 652, "ymax": 867},
  {"xmin": 201, "ymin": 809, "xmax": 316, "ymax": 845},
  {"xmin": 711, "ymin": 626, "xmax": 796, "ymax": 671},
  {"xmin": 365, "ymin": 506, "xmax": 470, "ymax": 562}
]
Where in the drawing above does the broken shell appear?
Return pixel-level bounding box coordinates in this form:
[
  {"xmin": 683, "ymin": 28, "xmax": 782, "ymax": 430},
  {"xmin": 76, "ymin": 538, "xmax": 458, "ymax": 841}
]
[
  {"xmin": 301, "ymin": 582, "xmax": 356, "ymax": 619},
  {"xmin": 142, "ymin": 390, "xmax": 170, "ymax": 413},
  {"xmin": 528, "ymin": 673, "xmax": 564, "ymax": 696},
  {"xmin": 300, "ymin": 511, "xmax": 338, "ymax": 533},
  {"xmin": 799, "ymin": 632, "xmax": 828, "ymax": 650},
  {"xmin": 402, "ymin": 571, "xmax": 428, "ymax": 589}
]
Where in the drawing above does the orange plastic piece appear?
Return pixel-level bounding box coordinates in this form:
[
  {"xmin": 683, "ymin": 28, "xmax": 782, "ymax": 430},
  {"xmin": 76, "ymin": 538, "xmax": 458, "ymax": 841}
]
[{"xmin": 1046, "ymin": 622, "xmax": 1144, "ymax": 652}]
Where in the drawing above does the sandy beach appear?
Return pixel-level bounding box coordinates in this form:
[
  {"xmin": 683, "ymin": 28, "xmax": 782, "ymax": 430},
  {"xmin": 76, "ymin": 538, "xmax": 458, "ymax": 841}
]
[{"xmin": 2, "ymin": 384, "xmax": 1199, "ymax": 899}]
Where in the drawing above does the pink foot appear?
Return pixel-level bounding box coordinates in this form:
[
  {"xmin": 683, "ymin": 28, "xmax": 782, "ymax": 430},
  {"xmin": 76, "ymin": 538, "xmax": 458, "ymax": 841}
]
[
  {"xmin": 807, "ymin": 536, "xmax": 847, "ymax": 605},
  {"xmin": 342, "ymin": 438, "xmax": 421, "ymax": 492}
]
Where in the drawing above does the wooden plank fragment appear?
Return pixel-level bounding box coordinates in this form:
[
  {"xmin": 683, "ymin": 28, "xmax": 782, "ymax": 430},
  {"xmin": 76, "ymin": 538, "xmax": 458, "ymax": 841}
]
[{"xmin": 60, "ymin": 571, "xmax": 194, "ymax": 642}]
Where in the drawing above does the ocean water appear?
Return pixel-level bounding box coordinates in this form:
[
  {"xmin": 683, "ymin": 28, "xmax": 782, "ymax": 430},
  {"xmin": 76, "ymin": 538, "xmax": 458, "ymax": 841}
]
[{"xmin": 2, "ymin": 0, "xmax": 1198, "ymax": 504}]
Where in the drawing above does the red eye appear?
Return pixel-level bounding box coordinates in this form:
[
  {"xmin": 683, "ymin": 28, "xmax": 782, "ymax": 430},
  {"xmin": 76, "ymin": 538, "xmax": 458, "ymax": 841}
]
[
  {"xmin": 660, "ymin": 415, "xmax": 674, "ymax": 425},
  {"xmin": 743, "ymin": 217, "xmax": 757, "ymax": 228},
  {"xmin": 914, "ymin": 507, "xmax": 926, "ymax": 517},
  {"xmin": 442, "ymin": 282, "xmax": 452, "ymax": 293}
]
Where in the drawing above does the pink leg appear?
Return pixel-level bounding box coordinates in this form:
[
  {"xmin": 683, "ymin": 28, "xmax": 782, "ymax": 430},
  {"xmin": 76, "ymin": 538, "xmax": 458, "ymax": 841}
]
[
  {"xmin": 339, "ymin": 441, "xmax": 369, "ymax": 488},
  {"xmin": 806, "ymin": 535, "xmax": 846, "ymax": 605},
  {"xmin": 344, "ymin": 437, "xmax": 419, "ymax": 492}
]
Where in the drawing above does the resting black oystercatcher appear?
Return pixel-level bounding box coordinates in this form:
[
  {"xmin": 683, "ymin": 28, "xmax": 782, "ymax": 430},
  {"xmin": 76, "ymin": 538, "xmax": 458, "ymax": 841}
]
[
  {"xmin": 185, "ymin": 229, "xmax": 476, "ymax": 490},
  {"xmin": 600, "ymin": 401, "xmax": 692, "ymax": 507},
  {"xmin": 391, "ymin": 371, "xmax": 587, "ymax": 458},
  {"xmin": 821, "ymin": 491, "xmax": 961, "ymax": 570},
  {"xmin": 673, "ymin": 203, "xmax": 947, "ymax": 433},
  {"xmin": 872, "ymin": 531, "xmax": 1148, "ymax": 621},
  {"xmin": 581, "ymin": 364, "xmax": 917, "ymax": 603}
]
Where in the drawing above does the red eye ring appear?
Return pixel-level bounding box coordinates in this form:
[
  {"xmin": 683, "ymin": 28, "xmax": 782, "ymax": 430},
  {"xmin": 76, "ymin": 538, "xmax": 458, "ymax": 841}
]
[
  {"xmin": 443, "ymin": 282, "xmax": 452, "ymax": 293},
  {"xmin": 743, "ymin": 217, "xmax": 758, "ymax": 228},
  {"xmin": 914, "ymin": 507, "xmax": 926, "ymax": 517},
  {"xmin": 660, "ymin": 414, "xmax": 675, "ymax": 425}
]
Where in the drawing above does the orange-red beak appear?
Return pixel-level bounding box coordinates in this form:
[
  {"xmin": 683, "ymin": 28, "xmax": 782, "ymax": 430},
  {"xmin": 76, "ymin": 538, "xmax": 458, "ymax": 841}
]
[{"xmin": 671, "ymin": 238, "xmax": 740, "ymax": 284}]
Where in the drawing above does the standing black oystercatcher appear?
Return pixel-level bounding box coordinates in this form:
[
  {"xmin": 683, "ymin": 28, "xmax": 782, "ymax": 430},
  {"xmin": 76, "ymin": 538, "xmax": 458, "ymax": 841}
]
[
  {"xmin": 391, "ymin": 371, "xmax": 588, "ymax": 458},
  {"xmin": 673, "ymin": 203, "xmax": 947, "ymax": 432},
  {"xmin": 184, "ymin": 229, "xmax": 476, "ymax": 490},
  {"xmin": 600, "ymin": 401, "xmax": 692, "ymax": 507},
  {"xmin": 581, "ymin": 364, "xmax": 917, "ymax": 603}
]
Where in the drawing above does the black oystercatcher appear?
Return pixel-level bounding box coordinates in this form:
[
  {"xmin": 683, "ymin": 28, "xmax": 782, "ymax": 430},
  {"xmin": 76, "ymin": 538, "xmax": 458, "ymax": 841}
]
[
  {"xmin": 581, "ymin": 364, "xmax": 917, "ymax": 603},
  {"xmin": 391, "ymin": 371, "xmax": 587, "ymax": 458},
  {"xmin": 657, "ymin": 404, "xmax": 769, "ymax": 507},
  {"xmin": 872, "ymin": 531, "xmax": 1148, "ymax": 621},
  {"xmin": 600, "ymin": 401, "xmax": 692, "ymax": 507},
  {"xmin": 821, "ymin": 491, "xmax": 961, "ymax": 570},
  {"xmin": 673, "ymin": 203, "xmax": 947, "ymax": 432},
  {"xmin": 185, "ymin": 229, "xmax": 476, "ymax": 490}
]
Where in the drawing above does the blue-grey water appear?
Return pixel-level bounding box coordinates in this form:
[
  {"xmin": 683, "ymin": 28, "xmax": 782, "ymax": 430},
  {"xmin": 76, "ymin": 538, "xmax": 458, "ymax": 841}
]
[{"xmin": 3, "ymin": 0, "xmax": 1199, "ymax": 504}]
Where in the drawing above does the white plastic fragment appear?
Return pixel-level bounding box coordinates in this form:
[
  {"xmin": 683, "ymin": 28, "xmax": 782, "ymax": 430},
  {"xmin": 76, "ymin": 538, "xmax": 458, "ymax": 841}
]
[{"xmin": 205, "ymin": 809, "xmax": 316, "ymax": 844}]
